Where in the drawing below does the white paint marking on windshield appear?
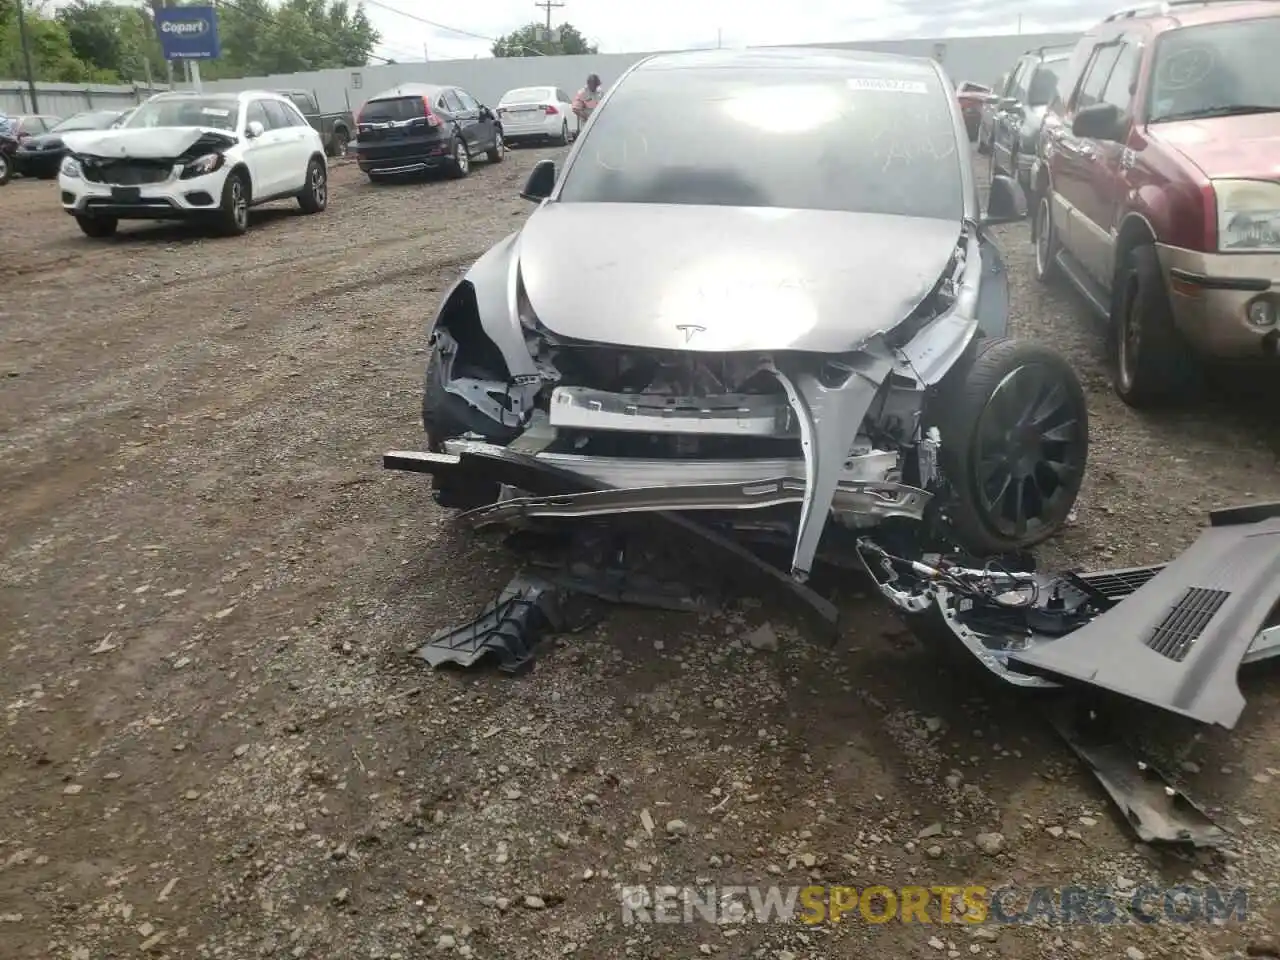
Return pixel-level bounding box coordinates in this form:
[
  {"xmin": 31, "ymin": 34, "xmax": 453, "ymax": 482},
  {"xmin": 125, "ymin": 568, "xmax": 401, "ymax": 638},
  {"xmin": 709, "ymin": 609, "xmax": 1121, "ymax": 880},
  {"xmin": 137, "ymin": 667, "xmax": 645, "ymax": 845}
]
[{"xmin": 846, "ymin": 78, "xmax": 930, "ymax": 94}]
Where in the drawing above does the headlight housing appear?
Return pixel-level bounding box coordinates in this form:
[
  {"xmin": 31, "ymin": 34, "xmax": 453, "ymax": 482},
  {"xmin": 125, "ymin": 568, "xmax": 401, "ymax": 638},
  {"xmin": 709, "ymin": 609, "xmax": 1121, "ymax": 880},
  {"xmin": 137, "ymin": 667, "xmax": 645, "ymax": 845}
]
[
  {"xmin": 1215, "ymin": 179, "xmax": 1280, "ymax": 252},
  {"xmin": 60, "ymin": 155, "xmax": 81, "ymax": 179},
  {"xmin": 181, "ymin": 152, "xmax": 224, "ymax": 179}
]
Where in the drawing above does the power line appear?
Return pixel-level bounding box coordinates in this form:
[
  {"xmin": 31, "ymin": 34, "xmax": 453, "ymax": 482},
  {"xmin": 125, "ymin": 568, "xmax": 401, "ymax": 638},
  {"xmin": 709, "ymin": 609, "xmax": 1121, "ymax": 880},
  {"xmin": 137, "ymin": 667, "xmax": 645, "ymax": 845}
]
[
  {"xmin": 534, "ymin": 0, "xmax": 564, "ymax": 31},
  {"xmin": 359, "ymin": 0, "xmax": 497, "ymax": 43}
]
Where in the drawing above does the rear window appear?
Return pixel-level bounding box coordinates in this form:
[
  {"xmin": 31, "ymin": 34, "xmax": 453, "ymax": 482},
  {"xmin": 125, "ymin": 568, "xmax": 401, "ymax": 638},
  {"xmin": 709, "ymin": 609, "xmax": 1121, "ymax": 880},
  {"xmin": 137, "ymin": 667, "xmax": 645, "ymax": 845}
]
[
  {"xmin": 501, "ymin": 87, "xmax": 552, "ymax": 104},
  {"xmin": 558, "ymin": 66, "xmax": 964, "ymax": 220},
  {"xmin": 359, "ymin": 96, "xmax": 426, "ymax": 123}
]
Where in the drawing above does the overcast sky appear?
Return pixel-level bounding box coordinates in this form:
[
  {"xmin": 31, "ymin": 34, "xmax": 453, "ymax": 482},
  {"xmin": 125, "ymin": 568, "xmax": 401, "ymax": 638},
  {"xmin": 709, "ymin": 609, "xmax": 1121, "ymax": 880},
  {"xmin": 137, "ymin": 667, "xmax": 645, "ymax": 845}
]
[{"xmin": 362, "ymin": 0, "xmax": 1130, "ymax": 63}]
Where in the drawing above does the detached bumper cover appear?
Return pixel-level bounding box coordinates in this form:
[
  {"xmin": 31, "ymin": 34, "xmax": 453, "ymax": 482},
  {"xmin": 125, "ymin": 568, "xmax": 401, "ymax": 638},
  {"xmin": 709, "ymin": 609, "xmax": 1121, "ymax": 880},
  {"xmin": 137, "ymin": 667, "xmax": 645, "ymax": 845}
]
[{"xmin": 1010, "ymin": 506, "xmax": 1280, "ymax": 728}]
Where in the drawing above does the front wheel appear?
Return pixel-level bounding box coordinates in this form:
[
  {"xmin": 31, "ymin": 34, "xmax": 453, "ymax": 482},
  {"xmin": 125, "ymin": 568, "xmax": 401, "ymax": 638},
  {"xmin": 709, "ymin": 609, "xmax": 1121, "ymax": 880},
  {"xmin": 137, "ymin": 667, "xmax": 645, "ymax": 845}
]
[
  {"xmin": 0, "ymin": 154, "xmax": 10, "ymax": 185},
  {"xmin": 76, "ymin": 215, "xmax": 118, "ymax": 238},
  {"xmin": 929, "ymin": 337, "xmax": 1089, "ymax": 557},
  {"xmin": 1112, "ymin": 244, "xmax": 1200, "ymax": 408},
  {"xmin": 214, "ymin": 170, "xmax": 250, "ymax": 236},
  {"xmin": 297, "ymin": 157, "xmax": 328, "ymax": 213},
  {"xmin": 486, "ymin": 130, "xmax": 504, "ymax": 163}
]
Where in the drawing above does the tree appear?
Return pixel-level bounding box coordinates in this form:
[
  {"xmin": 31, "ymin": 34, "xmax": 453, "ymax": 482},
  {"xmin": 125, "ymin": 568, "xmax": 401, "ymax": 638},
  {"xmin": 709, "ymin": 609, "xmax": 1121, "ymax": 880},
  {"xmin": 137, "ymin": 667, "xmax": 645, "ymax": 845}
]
[
  {"xmin": 195, "ymin": 0, "xmax": 380, "ymax": 78},
  {"xmin": 492, "ymin": 22, "xmax": 597, "ymax": 57},
  {"xmin": 0, "ymin": 0, "xmax": 110, "ymax": 83},
  {"xmin": 56, "ymin": 1, "xmax": 163, "ymax": 82}
]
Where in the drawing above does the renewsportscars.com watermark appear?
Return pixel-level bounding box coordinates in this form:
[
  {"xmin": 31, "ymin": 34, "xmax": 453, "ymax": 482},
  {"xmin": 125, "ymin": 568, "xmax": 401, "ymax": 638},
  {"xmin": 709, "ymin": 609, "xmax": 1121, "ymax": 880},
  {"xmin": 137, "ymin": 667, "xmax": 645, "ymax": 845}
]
[{"xmin": 620, "ymin": 885, "xmax": 1249, "ymax": 926}]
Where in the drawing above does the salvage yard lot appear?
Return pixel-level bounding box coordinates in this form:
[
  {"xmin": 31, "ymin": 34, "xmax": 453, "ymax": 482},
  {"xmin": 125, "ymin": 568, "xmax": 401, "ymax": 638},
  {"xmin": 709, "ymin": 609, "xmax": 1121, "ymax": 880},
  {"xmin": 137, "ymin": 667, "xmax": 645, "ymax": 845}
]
[{"xmin": 3, "ymin": 147, "xmax": 1280, "ymax": 960}]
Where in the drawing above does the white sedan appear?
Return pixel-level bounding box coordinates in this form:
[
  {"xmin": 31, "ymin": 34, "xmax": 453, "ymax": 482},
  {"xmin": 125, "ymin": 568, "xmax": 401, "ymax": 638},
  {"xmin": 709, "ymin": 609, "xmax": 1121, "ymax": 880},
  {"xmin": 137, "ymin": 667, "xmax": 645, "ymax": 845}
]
[{"xmin": 495, "ymin": 86, "xmax": 577, "ymax": 146}]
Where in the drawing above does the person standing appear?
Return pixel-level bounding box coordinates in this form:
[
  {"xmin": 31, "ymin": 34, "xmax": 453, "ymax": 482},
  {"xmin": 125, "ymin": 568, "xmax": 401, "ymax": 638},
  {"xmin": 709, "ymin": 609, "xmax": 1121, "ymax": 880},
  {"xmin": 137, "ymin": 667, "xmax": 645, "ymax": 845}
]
[{"xmin": 572, "ymin": 74, "xmax": 604, "ymax": 127}]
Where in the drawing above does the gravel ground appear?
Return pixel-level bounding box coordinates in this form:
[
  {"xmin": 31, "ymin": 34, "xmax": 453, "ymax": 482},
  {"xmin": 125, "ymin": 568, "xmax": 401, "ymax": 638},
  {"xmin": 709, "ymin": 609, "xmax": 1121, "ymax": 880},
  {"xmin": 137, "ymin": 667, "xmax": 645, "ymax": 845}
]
[{"xmin": 2, "ymin": 147, "xmax": 1280, "ymax": 960}]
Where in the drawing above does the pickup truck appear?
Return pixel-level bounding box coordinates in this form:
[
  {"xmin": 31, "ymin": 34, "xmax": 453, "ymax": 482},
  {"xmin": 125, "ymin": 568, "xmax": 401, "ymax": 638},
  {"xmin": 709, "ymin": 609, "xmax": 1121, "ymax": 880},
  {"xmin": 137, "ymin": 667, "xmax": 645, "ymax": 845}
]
[{"xmin": 276, "ymin": 89, "xmax": 355, "ymax": 159}]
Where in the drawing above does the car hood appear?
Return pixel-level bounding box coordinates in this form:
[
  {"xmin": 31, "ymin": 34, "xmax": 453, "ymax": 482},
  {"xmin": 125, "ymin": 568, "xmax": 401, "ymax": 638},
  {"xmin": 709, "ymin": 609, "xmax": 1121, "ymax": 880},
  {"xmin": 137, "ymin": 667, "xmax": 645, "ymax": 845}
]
[
  {"xmin": 516, "ymin": 203, "xmax": 961, "ymax": 353},
  {"xmin": 1149, "ymin": 112, "xmax": 1280, "ymax": 179},
  {"xmin": 61, "ymin": 126, "xmax": 238, "ymax": 159}
]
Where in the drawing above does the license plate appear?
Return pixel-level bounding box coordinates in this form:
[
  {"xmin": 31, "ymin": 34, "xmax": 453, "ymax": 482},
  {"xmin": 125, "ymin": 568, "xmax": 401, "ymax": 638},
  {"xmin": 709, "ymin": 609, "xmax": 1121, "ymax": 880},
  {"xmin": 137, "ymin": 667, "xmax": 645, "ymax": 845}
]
[{"xmin": 111, "ymin": 186, "xmax": 141, "ymax": 202}]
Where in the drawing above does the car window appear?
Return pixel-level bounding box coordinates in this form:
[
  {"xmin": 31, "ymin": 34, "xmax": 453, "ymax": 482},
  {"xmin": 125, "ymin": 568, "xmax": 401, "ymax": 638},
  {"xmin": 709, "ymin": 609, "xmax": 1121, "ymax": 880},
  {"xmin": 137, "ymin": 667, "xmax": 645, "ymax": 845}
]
[
  {"xmin": 1074, "ymin": 44, "xmax": 1123, "ymax": 111},
  {"xmin": 434, "ymin": 95, "xmax": 450, "ymax": 115},
  {"xmin": 558, "ymin": 67, "xmax": 964, "ymax": 221},
  {"xmin": 288, "ymin": 93, "xmax": 314, "ymax": 114},
  {"xmin": 245, "ymin": 100, "xmax": 270, "ymax": 130},
  {"xmin": 52, "ymin": 111, "xmax": 119, "ymax": 132},
  {"xmin": 360, "ymin": 97, "xmax": 427, "ymax": 123},
  {"xmin": 23, "ymin": 117, "xmax": 45, "ymax": 133},
  {"xmin": 556, "ymin": 89, "xmax": 570, "ymax": 104},
  {"xmin": 284, "ymin": 101, "xmax": 310, "ymax": 127},
  {"xmin": 1003, "ymin": 60, "xmax": 1027, "ymax": 99},
  {"xmin": 1147, "ymin": 15, "xmax": 1280, "ymax": 122},
  {"xmin": 261, "ymin": 100, "xmax": 292, "ymax": 130},
  {"xmin": 455, "ymin": 89, "xmax": 479, "ymax": 110},
  {"xmin": 126, "ymin": 96, "xmax": 239, "ymax": 131},
  {"xmin": 1027, "ymin": 57, "xmax": 1068, "ymax": 107},
  {"xmin": 1100, "ymin": 42, "xmax": 1141, "ymax": 113},
  {"xmin": 442, "ymin": 90, "xmax": 465, "ymax": 113}
]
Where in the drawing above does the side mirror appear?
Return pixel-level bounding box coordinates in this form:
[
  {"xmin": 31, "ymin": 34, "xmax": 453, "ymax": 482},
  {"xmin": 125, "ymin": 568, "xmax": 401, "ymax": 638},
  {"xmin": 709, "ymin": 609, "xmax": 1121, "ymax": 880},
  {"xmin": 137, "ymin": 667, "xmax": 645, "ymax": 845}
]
[
  {"xmin": 1071, "ymin": 101, "xmax": 1123, "ymax": 141},
  {"xmin": 245, "ymin": 120, "xmax": 265, "ymax": 139},
  {"xmin": 983, "ymin": 174, "xmax": 1027, "ymax": 225},
  {"xmin": 521, "ymin": 158, "xmax": 556, "ymax": 202}
]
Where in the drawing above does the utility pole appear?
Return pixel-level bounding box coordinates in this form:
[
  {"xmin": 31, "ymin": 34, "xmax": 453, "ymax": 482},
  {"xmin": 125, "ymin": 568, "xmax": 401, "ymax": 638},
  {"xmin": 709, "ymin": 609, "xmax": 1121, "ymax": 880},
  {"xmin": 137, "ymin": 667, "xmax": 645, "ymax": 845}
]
[
  {"xmin": 1017, "ymin": 13, "xmax": 1023, "ymax": 34},
  {"xmin": 717, "ymin": 28, "xmax": 722, "ymax": 49},
  {"xmin": 14, "ymin": 0, "xmax": 40, "ymax": 112},
  {"xmin": 534, "ymin": 0, "xmax": 564, "ymax": 31}
]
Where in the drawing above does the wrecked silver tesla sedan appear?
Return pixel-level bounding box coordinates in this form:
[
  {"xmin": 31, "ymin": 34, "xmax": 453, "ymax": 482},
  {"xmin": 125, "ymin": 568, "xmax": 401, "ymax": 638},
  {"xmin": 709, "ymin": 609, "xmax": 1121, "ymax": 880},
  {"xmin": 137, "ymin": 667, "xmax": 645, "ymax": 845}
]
[{"xmin": 388, "ymin": 47, "xmax": 1089, "ymax": 587}]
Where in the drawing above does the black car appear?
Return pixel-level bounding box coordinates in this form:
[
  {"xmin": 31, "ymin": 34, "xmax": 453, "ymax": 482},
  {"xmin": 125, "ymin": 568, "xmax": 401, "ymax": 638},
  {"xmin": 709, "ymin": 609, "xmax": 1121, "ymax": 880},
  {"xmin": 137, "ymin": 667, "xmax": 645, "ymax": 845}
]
[
  {"xmin": 351, "ymin": 83, "xmax": 505, "ymax": 182},
  {"xmin": 978, "ymin": 46, "xmax": 1074, "ymax": 193},
  {"xmin": 13, "ymin": 110, "xmax": 125, "ymax": 180}
]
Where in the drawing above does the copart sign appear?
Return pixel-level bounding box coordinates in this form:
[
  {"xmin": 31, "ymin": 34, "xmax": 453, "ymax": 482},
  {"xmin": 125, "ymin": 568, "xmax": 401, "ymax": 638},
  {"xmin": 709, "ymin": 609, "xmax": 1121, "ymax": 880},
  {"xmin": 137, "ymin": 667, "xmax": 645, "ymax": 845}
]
[{"xmin": 154, "ymin": 5, "xmax": 222, "ymax": 60}]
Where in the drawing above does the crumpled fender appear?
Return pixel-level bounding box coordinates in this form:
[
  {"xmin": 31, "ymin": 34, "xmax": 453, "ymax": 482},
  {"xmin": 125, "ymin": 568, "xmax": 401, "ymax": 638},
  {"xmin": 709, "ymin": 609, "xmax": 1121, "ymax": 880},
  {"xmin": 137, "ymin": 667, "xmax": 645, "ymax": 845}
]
[{"xmin": 431, "ymin": 231, "xmax": 539, "ymax": 380}]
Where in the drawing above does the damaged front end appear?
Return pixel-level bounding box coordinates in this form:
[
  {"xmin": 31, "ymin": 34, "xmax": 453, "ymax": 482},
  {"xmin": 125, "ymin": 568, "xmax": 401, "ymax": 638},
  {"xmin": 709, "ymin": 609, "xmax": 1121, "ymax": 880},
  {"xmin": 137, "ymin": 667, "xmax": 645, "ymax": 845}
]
[{"xmin": 394, "ymin": 219, "xmax": 1068, "ymax": 593}]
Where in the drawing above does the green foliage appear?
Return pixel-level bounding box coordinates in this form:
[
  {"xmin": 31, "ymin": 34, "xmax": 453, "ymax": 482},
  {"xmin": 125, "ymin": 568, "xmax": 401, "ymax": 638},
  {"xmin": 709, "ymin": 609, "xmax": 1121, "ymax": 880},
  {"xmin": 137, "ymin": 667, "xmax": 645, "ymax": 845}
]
[
  {"xmin": 492, "ymin": 22, "xmax": 597, "ymax": 58},
  {"xmin": 0, "ymin": 0, "xmax": 381, "ymax": 84}
]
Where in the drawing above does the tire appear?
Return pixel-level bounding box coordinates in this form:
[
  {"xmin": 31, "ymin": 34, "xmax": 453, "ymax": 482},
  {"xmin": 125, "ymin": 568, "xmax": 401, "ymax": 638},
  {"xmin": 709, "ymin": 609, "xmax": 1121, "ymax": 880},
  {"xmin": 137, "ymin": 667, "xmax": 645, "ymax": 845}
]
[
  {"xmin": 1112, "ymin": 244, "xmax": 1200, "ymax": 408},
  {"xmin": 556, "ymin": 121, "xmax": 569, "ymax": 146},
  {"xmin": 214, "ymin": 170, "xmax": 250, "ymax": 236},
  {"xmin": 486, "ymin": 129, "xmax": 505, "ymax": 163},
  {"xmin": 447, "ymin": 137, "xmax": 470, "ymax": 179},
  {"xmin": 0, "ymin": 154, "xmax": 10, "ymax": 185},
  {"xmin": 1032, "ymin": 192, "xmax": 1060, "ymax": 284},
  {"xmin": 76, "ymin": 215, "xmax": 118, "ymax": 238},
  {"xmin": 421, "ymin": 341, "xmax": 520, "ymax": 509},
  {"xmin": 928, "ymin": 337, "xmax": 1089, "ymax": 557},
  {"xmin": 297, "ymin": 157, "xmax": 328, "ymax": 214},
  {"xmin": 328, "ymin": 128, "xmax": 349, "ymax": 159}
]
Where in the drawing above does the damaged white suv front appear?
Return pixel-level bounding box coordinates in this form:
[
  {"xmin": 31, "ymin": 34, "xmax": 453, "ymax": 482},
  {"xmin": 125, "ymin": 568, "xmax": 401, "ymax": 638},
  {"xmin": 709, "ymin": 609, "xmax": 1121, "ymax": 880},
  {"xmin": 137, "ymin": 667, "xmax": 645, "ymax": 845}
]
[
  {"xmin": 59, "ymin": 90, "xmax": 329, "ymax": 239},
  {"xmin": 386, "ymin": 48, "xmax": 1091, "ymax": 591}
]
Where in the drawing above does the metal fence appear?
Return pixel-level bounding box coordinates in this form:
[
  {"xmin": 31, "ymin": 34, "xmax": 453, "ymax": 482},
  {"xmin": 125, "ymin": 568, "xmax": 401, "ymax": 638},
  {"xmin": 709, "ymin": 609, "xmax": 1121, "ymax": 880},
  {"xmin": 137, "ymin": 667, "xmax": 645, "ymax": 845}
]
[{"xmin": 1, "ymin": 81, "xmax": 172, "ymax": 118}]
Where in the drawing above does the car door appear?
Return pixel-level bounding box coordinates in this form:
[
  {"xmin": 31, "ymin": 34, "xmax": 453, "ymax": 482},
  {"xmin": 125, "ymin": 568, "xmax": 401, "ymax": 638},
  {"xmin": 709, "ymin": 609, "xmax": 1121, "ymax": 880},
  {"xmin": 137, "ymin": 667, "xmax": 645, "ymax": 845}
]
[
  {"xmin": 455, "ymin": 88, "xmax": 495, "ymax": 148},
  {"xmin": 441, "ymin": 89, "xmax": 475, "ymax": 153},
  {"xmin": 992, "ymin": 58, "xmax": 1029, "ymax": 173},
  {"xmin": 1052, "ymin": 41, "xmax": 1123, "ymax": 268},
  {"xmin": 242, "ymin": 98, "xmax": 286, "ymax": 197},
  {"xmin": 263, "ymin": 99, "xmax": 311, "ymax": 192},
  {"xmin": 1073, "ymin": 40, "xmax": 1144, "ymax": 287}
]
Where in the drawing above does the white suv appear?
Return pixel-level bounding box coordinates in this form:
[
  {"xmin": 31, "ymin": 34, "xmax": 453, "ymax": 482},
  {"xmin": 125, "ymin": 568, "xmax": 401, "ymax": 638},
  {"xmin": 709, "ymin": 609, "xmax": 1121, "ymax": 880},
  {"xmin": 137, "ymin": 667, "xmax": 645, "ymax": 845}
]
[{"xmin": 59, "ymin": 90, "xmax": 328, "ymax": 239}]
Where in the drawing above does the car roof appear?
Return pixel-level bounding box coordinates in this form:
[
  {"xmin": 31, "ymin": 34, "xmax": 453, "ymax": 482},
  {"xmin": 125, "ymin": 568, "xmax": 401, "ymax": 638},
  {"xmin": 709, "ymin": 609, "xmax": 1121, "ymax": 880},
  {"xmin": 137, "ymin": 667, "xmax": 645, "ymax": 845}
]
[
  {"xmin": 366, "ymin": 83, "xmax": 449, "ymax": 100},
  {"xmin": 633, "ymin": 46, "xmax": 941, "ymax": 80},
  {"xmin": 1104, "ymin": 0, "xmax": 1280, "ymax": 29}
]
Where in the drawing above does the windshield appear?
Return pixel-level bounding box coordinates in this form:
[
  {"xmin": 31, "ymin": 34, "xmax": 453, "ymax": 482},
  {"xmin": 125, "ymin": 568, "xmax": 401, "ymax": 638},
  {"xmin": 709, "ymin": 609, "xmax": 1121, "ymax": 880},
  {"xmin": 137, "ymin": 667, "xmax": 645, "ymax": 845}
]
[
  {"xmin": 53, "ymin": 112, "xmax": 121, "ymax": 133},
  {"xmin": 124, "ymin": 97, "xmax": 240, "ymax": 131},
  {"xmin": 501, "ymin": 87, "xmax": 552, "ymax": 103},
  {"xmin": 1149, "ymin": 15, "xmax": 1280, "ymax": 122},
  {"xmin": 558, "ymin": 67, "xmax": 963, "ymax": 219}
]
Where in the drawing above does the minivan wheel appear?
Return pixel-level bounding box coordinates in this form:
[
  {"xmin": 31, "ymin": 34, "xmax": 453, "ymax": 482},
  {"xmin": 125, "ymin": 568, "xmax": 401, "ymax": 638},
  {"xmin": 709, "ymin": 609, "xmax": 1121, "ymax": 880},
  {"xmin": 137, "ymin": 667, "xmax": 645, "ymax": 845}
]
[
  {"xmin": 929, "ymin": 337, "xmax": 1089, "ymax": 557},
  {"xmin": 448, "ymin": 138, "xmax": 470, "ymax": 178},
  {"xmin": 1113, "ymin": 244, "xmax": 1199, "ymax": 407}
]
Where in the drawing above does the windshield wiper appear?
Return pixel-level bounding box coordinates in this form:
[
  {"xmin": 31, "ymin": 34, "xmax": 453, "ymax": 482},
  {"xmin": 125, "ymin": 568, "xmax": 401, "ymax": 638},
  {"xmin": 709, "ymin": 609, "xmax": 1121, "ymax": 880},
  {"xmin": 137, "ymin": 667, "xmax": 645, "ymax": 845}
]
[{"xmin": 1153, "ymin": 104, "xmax": 1280, "ymax": 122}]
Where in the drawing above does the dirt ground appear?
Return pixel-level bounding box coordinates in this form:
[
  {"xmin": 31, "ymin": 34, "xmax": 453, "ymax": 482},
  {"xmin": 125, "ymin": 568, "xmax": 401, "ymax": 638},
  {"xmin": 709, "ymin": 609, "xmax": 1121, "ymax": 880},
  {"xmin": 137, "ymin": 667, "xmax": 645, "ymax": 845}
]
[{"xmin": 3, "ymin": 147, "xmax": 1280, "ymax": 960}]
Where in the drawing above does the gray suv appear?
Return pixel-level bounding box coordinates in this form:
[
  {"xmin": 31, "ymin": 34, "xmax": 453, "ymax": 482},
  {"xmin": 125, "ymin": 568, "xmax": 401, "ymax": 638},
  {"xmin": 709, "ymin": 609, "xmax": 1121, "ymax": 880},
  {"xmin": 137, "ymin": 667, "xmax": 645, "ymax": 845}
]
[{"xmin": 980, "ymin": 46, "xmax": 1074, "ymax": 192}]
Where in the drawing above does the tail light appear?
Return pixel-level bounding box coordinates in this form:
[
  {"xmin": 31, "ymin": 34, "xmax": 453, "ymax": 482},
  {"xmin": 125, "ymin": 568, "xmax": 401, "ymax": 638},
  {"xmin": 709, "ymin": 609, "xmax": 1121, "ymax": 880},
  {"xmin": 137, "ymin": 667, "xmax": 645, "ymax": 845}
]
[
  {"xmin": 355, "ymin": 102, "xmax": 367, "ymax": 125},
  {"xmin": 545, "ymin": 104, "xmax": 559, "ymax": 115},
  {"xmin": 422, "ymin": 96, "xmax": 441, "ymax": 127}
]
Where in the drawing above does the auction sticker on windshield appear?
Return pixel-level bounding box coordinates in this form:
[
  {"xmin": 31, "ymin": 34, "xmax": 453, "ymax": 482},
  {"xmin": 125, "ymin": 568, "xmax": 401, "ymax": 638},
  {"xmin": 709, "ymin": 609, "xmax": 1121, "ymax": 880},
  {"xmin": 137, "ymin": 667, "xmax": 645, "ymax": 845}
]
[
  {"xmin": 202, "ymin": 108, "xmax": 231, "ymax": 117},
  {"xmin": 847, "ymin": 78, "xmax": 930, "ymax": 94}
]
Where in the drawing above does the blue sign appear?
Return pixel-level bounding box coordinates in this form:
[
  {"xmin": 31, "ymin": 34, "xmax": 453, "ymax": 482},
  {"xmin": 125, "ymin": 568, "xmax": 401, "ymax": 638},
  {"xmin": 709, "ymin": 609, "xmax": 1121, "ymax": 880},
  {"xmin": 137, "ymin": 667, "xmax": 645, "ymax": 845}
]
[{"xmin": 155, "ymin": 6, "xmax": 221, "ymax": 60}]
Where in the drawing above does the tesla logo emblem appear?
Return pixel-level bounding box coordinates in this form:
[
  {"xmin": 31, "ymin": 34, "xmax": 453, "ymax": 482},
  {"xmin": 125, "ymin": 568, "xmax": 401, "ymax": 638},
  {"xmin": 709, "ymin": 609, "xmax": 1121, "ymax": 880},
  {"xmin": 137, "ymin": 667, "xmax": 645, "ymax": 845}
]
[{"xmin": 675, "ymin": 324, "xmax": 706, "ymax": 343}]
